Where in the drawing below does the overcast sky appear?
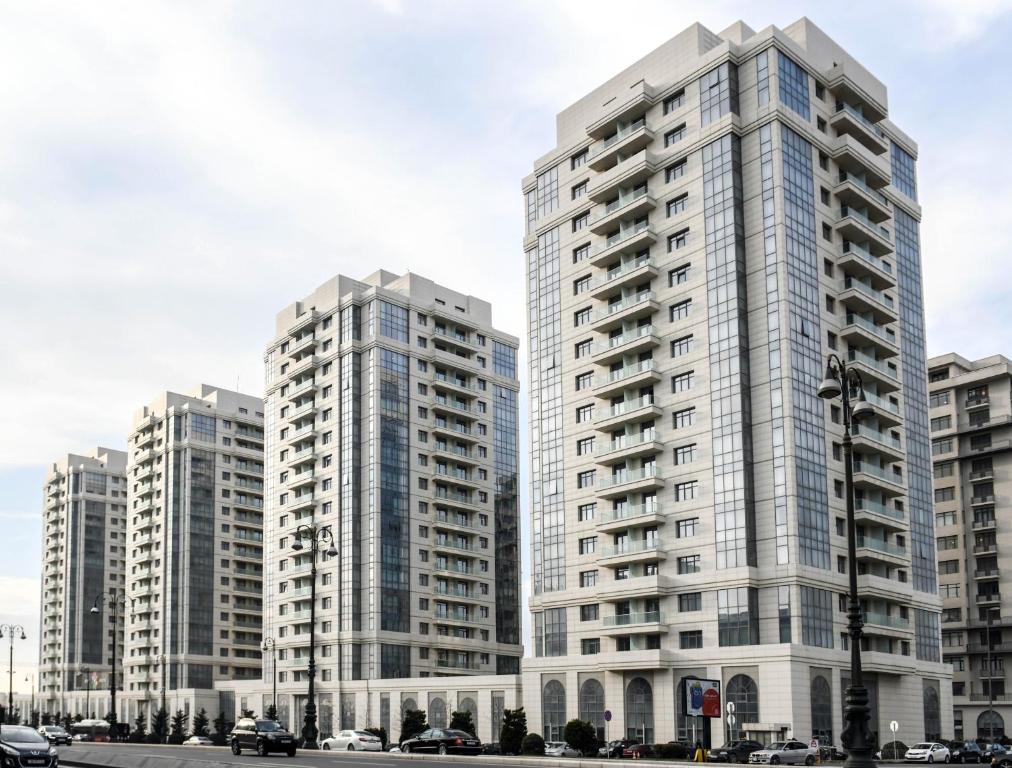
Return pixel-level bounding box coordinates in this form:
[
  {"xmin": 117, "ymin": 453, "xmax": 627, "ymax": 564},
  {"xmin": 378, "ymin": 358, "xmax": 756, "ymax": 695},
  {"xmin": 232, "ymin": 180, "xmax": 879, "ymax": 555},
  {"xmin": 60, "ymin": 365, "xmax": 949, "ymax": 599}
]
[{"xmin": 2, "ymin": 0, "xmax": 1011, "ymax": 680}]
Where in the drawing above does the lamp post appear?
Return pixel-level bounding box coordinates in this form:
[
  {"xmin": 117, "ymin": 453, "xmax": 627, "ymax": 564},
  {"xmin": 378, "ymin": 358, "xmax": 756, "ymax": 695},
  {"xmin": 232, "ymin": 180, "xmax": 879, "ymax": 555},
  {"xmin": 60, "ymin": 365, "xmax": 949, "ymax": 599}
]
[
  {"xmin": 90, "ymin": 592, "xmax": 127, "ymax": 734},
  {"xmin": 817, "ymin": 354, "xmax": 875, "ymax": 768},
  {"xmin": 986, "ymin": 607, "xmax": 1000, "ymax": 743},
  {"xmin": 290, "ymin": 523, "xmax": 337, "ymax": 750},
  {"xmin": 0, "ymin": 625, "xmax": 27, "ymax": 724},
  {"xmin": 81, "ymin": 667, "xmax": 92, "ymax": 719},
  {"xmin": 262, "ymin": 638, "xmax": 277, "ymax": 719},
  {"xmin": 24, "ymin": 675, "xmax": 34, "ymax": 726}
]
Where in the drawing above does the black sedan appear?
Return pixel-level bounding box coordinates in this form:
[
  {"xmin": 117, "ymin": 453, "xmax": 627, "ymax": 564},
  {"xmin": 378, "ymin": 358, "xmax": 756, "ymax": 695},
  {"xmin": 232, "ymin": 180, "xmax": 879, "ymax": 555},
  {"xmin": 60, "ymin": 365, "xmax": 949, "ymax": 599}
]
[
  {"xmin": 1, "ymin": 725, "xmax": 60, "ymax": 767},
  {"xmin": 598, "ymin": 739, "xmax": 640, "ymax": 758},
  {"xmin": 711, "ymin": 740, "xmax": 766, "ymax": 763},
  {"xmin": 400, "ymin": 728, "xmax": 482, "ymax": 755},
  {"xmin": 950, "ymin": 742, "xmax": 984, "ymax": 763},
  {"xmin": 38, "ymin": 725, "xmax": 72, "ymax": 746}
]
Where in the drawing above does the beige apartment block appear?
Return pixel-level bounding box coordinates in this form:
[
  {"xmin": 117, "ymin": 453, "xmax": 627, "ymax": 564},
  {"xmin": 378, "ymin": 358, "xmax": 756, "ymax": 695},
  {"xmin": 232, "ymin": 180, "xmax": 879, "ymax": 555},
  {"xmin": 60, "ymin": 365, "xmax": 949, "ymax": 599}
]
[
  {"xmin": 120, "ymin": 385, "xmax": 265, "ymax": 724},
  {"xmin": 928, "ymin": 353, "xmax": 1012, "ymax": 741},
  {"xmin": 261, "ymin": 270, "xmax": 522, "ymax": 734},
  {"xmin": 522, "ymin": 18, "xmax": 949, "ymax": 746},
  {"xmin": 39, "ymin": 447, "xmax": 127, "ymax": 717}
]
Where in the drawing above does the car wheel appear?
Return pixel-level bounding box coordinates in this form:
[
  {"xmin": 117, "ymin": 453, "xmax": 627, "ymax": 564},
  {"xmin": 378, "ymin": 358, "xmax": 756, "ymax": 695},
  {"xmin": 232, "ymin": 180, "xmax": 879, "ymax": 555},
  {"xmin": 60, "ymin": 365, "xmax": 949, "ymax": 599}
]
[
  {"xmin": 806, "ymin": 756, "xmax": 816, "ymax": 766},
  {"xmin": 928, "ymin": 757, "xmax": 934, "ymax": 764},
  {"xmin": 945, "ymin": 758, "xmax": 951, "ymax": 765},
  {"xmin": 771, "ymin": 757, "xmax": 781, "ymax": 765},
  {"xmin": 348, "ymin": 744, "xmax": 356, "ymax": 751},
  {"xmin": 287, "ymin": 748, "xmax": 296, "ymax": 757},
  {"xmin": 439, "ymin": 745, "xmax": 448, "ymax": 755},
  {"xmin": 323, "ymin": 743, "xmax": 331, "ymax": 750},
  {"xmin": 403, "ymin": 744, "xmax": 411, "ymax": 754},
  {"xmin": 231, "ymin": 740, "xmax": 242, "ymax": 756},
  {"xmin": 257, "ymin": 740, "xmax": 268, "ymax": 757}
]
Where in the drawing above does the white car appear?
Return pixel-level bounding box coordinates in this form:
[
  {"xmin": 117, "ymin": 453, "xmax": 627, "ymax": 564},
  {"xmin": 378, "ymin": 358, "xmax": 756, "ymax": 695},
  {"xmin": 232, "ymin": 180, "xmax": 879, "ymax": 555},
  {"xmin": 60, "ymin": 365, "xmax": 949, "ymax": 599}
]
[
  {"xmin": 546, "ymin": 741, "xmax": 581, "ymax": 757},
  {"xmin": 321, "ymin": 729, "xmax": 384, "ymax": 751},
  {"xmin": 183, "ymin": 735, "xmax": 214, "ymax": 746},
  {"xmin": 749, "ymin": 741, "xmax": 818, "ymax": 765},
  {"xmin": 905, "ymin": 743, "xmax": 951, "ymax": 763}
]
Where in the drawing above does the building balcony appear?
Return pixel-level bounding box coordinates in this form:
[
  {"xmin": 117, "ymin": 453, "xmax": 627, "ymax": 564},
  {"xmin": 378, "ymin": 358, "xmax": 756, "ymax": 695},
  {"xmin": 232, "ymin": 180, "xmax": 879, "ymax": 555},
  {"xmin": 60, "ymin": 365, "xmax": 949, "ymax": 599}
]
[
  {"xmin": 596, "ymin": 466, "xmax": 664, "ymax": 499},
  {"xmin": 861, "ymin": 391, "xmax": 903, "ymax": 427},
  {"xmin": 973, "ymin": 542, "xmax": 998, "ymax": 556},
  {"xmin": 434, "ymin": 512, "xmax": 479, "ymax": 533},
  {"xmin": 287, "ymin": 354, "xmax": 319, "ymax": 380},
  {"xmin": 856, "ymin": 573, "xmax": 912, "ymax": 602},
  {"xmin": 974, "ymin": 568, "xmax": 1000, "ymax": 581},
  {"xmin": 590, "ymin": 291, "xmax": 659, "ymax": 333},
  {"xmin": 287, "ymin": 310, "xmax": 318, "ymax": 337},
  {"xmin": 977, "ymin": 593, "xmax": 1002, "ymax": 605},
  {"xmin": 856, "ymin": 535, "xmax": 908, "ymax": 566},
  {"xmin": 593, "ymin": 360, "xmax": 661, "ymax": 398},
  {"xmin": 432, "ymin": 396, "xmax": 479, "ymax": 418},
  {"xmin": 835, "ymin": 171, "xmax": 891, "ymax": 222},
  {"xmin": 972, "ymin": 494, "xmax": 997, "ymax": 507},
  {"xmin": 600, "ymin": 611, "xmax": 668, "ymax": 636},
  {"xmin": 285, "ymin": 378, "xmax": 318, "ymax": 403},
  {"xmin": 840, "ymin": 277, "xmax": 898, "ymax": 323},
  {"xmin": 595, "ymin": 432, "xmax": 664, "ymax": 465},
  {"xmin": 847, "ymin": 350, "xmax": 901, "ymax": 393},
  {"xmin": 432, "ymin": 374, "xmax": 481, "ymax": 396},
  {"xmin": 286, "ymin": 401, "xmax": 318, "ymax": 425},
  {"xmin": 596, "ymin": 573, "xmax": 671, "ymax": 602},
  {"xmin": 135, "ymin": 430, "xmax": 156, "ymax": 450},
  {"xmin": 968, "ymin": 641, "xmax": 1012, "ymax": 654},
  {"xmin": 288, "ymin": 468, "xmax": 315, "ymax": 490},
  {"xmin": 840, "ymin": 312, "xmax": 899, "ymax": 357},
  {"xmin": 590, "ymin": 193, "xmax": 658, "ymax": 242},
  {"xmin": 588, "ymin": 118, "xmax": 654, "ymax": 172},
  {"xmin": 960, "ymin": 438, "xmax": 1012, "ymax": 459},
  {"xmin": 851, "ymin": 425, "xmax": 904, "ymax": 462},
  {"xmin": 284, "ymin": 445, "xmax": 315, "ymax": 469},
  {"xmin": 286, "ymin": 334, "xmax": 318, "ymax": 360},
  {"xmin": 836, "ymin": 207, "xmax": 894, "ymax": 257},
  {"xmin": 431, "ymin": 443, "xmax": 478, "ymax": 466},
  {"xmin": 594, "ymin": 396, "xmax": 662, "ymax": 432},
  {"xmin": 433, "ymin": 611, "xmax": 486, "ymax": 627},
  {"xmin": 587, "ymin": 149, "xmax": 659, "ymax": 203},
  {"xmin": 434, "ymin": 468, "xmax": 482, "ymax": 490},
  {"xmin": 589, "ymin": 258, "xmax": 657, "ymax": 302},
  {"xmin": 589, "ymin": 222, "xmax": 658, "ymax": 269},
  {"xmin": 435, "ymin": 657, "xmax": 482, "ymax": 672},
  {"xmin": 592, "ymin": 328, "xmax": 659, "ymax": 369},
  {"xmin": 830, "ymin": 133, "xmax": 891, "ymax": 189},
  {"xmin": 854, "ymin": 498, "xmax": 906, "ymax": 531},
  {"xmin": 586, "ymin": 80, "xmax": 656, "ymax": 138},
  {"xmin": 973, "ymin": 517, "xmax": 997, "ymax": 532},
  {"xmin": 863, "ymin": 611, "xmax": 910, "ymax": 631},
  {"xmin": 852, "ymin": 461, "xmax": 905, "ymax": 496},
  {"xmin": 596, "ymin": 504, "xmax": 665, "ymax": 534},
  {"xmin": 966, "ymin": 395, "xmax": 991, "ymax": 411},
  {"xmin": 838, "ymin": 240, "xmax": 896, "ymax": 290},
  {"xmin": 830, "ymin": 102, "xmax": 889, "ymax": 154},
  {"xmin": 431, "ymin": 422, "xmax": 480, "ymax": 444},
  {"xmin": 599, "ymin": 539, "xmax": 666, "ymax": 566}
]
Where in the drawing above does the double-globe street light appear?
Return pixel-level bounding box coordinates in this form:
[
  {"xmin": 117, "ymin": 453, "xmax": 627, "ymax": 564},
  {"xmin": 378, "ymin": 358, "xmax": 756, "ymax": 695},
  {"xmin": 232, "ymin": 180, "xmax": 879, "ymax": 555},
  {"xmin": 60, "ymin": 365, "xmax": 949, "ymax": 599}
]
[
  {"xmin": 90, "ymin": 592, "xmax": 127, "ymax": 735},
  {"xmin": 290, "ymin": 523, "xmax": 337, "ymax": 750},
  {"xmin": 0, "ymin": 624, "xmax": 27, "ymax": 724},
  {"xmin": 817, "ymin": 354, "xmax": 875, "ymax": 768},
  {"xmin": 261, "ymin": 637, "xmax": 277, "ymax": 720}
]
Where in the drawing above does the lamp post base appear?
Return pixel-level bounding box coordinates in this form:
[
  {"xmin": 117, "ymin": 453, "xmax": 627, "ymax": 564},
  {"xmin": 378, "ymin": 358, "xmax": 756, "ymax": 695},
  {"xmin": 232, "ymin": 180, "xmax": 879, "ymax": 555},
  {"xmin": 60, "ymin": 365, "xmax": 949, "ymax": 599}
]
[
  {"xmin": 301, "ymin": 701, "xmax": 319, "ymax": 750},
  {"xmin": 841, "ymin": 684, "xmax": 876, "ymax": 768}
]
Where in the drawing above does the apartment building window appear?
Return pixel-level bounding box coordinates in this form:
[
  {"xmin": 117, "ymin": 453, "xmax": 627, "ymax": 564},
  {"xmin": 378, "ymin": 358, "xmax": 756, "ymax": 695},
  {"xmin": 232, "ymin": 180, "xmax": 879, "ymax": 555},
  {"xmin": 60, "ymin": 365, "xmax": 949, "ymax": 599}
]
[
  {"xmin": 573, "ymin": 244, "xmax": 590, "ymax": 263},
  {"xmin": 674, "ymin": 444, "xmax": 696, "ymax": 465},
  {"xmin": 667, "ymin": 193, "xmax": 688, "ymax": 217},
  {"xmin": 934, "ymin": 487, "xmax": 955, "ymax": 502},
  {"xmin": 928, "ymin": 391, "xmax": 950, "ymax": 408},
  {"xmin": 938, "ymin": 560, "xmax": 960, "ymax": 575},
  {"xmin": 576, "ymin": 437, "xmax": 595, "ymax": 456},
  {"xmin": 576, "ymin": 405, "xmax": 593, "ymax": 424},
  {"xmin": 668, "ymin": 229, "xmax": 689, "ymax": 251},
  {"xmin": 932, "ymin": 439, "xmax": 953, "ymax": 455},
  {"xmin": 579, "ymin": 570, "xmax": 598, "ymax": 587},
  {"xmin": 574, "ymin": 307, "xmax": 592, "ymax": 327},
  {"xmin": 665, "ymin": 124, "xmax": 687, "ymax": 147},
  {"xmin": 680, "ymin": 631, "xmax": 703, "ymax": 649},
  {"xmin": 671, "ymin": 335, "xmax": 692, "ymax": 357},
  {"xmin": 580, "ymin": 604, "xmax": 599, "ymax": 621},
  {"xmin": 673, "ymin": 408, "xmax": 695, "ymax": 428},
  {"xmin": 941, "ymin": 584, "xmax": 960, "ymax": 598},
  {"xmin": 800, "ymin": 586, "xmax": 833, "ymax": 648},
  {"xmin": 572, "ymin": 181, "xmax": 588, "ymax": 200},
  {"xmin": 581, "ymin": 638, "xmax": 601, "ymax": 655},
  {"xmin": 930, "ymin": 416, "xmax": 951, "ymax": 431},
  {"xmin": 572, "ymin": 213, "xmax": 589, "ymax": 232},
  {"xmin": 671, "ymin": 371, "xmax": 694, "ymax": 393},
  {"xmin": 677, "ymin": 555, "xmax": 700, "ymax": 574},
  {"xmin": 666, "ymin": 159, "xmax": 687, "ymax": 182},
  {"xmin": 935, "ymin": 511, "xmax": 957, "ymax": 527},
  {"xmin": 571, "ymin": 149, "xmax": 588, "ymax": 169},
  {"xmin": 670, "ymin": 299, "xmax": 691, "ymax": 320},
  {"xmin": 578, "ymin": 503, "xmax": 596, "ymax": 521},
  {"xmin": 578, "ymin": 537, "xmax": 597, "ymax": 555},
  {"xmin": 674, "ymin": 480, "xmax": 698, "ymax": 501},
  {"xmin": 933, "ymin": 461, "xmax": 954, "ymax": 478},
  {"xmin": 573, "ymin": 275, "xmax": 591, "ymax": 295},
  {"xmin": 577, "ymin": 470, "xmax": 596, "ymax": 488},
  {"xmin": 679, "ymin": 592, "xmax": 701, "ymax": 612},
  {"xmin": 718, "ymin": 587, "xmax": 759, "ymax": 646},
  {"xmin": 575, "ymin": 372, "xmax": 593, "ymax": 391},
  {"xmin": 663, "ymin": 90, "xmax": 685, "ymax": 113},
  {"xmin": 669, "ymin": 264, "xmax": 690, "ymax": 285},
  {"xmin": 677, "ymin": 518, "xmax": 698, "ymax": 538},
  {"xmin": 575, "ymin": 339, "xmax": 592, "ymax": 358}
]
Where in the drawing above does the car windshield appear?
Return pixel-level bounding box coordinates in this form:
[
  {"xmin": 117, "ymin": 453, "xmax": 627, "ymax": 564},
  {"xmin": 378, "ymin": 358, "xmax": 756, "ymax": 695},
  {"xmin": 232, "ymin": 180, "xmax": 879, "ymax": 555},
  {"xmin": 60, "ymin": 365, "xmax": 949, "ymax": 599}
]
[
  {"xmin": 354, "ymin": 731, "xmax": 375, "ymax": 737},
  {"xmin": 1, "ymin": 726, "xmax": 48, "ymax": 744},
  {"xmin": 767, "ymin": 742, "xmax": 787, "ymax": 750},
  {"xmin": 446, "ymin": 730, "xmax": 472, "ymax": 738},
  {"xmin": 256, "ymin": 720, "xmax": 283, "ymax": 732},
  {"xmin": 912, "ymin": 744, "xmax": 933, "ymax": 749}
]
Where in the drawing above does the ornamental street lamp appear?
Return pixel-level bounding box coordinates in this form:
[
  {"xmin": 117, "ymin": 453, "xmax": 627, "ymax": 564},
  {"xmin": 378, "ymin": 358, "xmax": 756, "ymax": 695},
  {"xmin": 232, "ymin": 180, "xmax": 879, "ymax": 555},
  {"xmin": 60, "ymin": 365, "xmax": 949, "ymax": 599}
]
[
  {"xmin": 24, "ymin": 675, "xmax": 34, "ymax": 726},
  {"xmin": 985, "ymin": 606, "xmax": 1000, "ymax": 743},
  {"xmin": 817, "ymin": 354, "xmax": 874, "ymax": 768},
  {"xmin": 0, "ymin": 625, "xmax": 27, "ymax": 724},
  {"xmin": 261, "ymin": 637, "xmax": 277, "ymax": 720},
  {"xmin": 290, "ymin": 523, "xmax": 337, "ymax": 749},
  {"xmin": 81, "ymin": 667, "xmax": 92, "ymax": 719},
  {"xmin": 90, "ymin": 592, "xmax": 128, "ymax": 736}
]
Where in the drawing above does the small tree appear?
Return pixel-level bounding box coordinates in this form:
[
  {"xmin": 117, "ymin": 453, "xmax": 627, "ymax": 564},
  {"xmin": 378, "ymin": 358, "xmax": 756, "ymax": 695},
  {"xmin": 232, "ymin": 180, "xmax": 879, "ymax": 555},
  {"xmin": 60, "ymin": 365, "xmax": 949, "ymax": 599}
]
[
  {"xmin": 265, "ymin": 703, "xmax": 278, "ymax": 722},
  {"xmin": 449, "ymin": 710, "xmax": 475, "ymax": 735},
  {"xmin": 41, "ymin": 712, "xmax": 53, "ymax": 727},
  {"xmin": 499, "ymin": 707, "xmax": 527, "ymax": 755},
  {"xmin": 169, "ymin": 709, "xmax": 188, "ymax": 744},
  {"xmin": 29, "ymin": 709, "xmax": 40, "ymax": 728},
  {"xmin": 106, "ymin": 710, "xmax": 119, "ymax": 741},
  {"xmin": 365, "ymin": 726, "xmax": 388, "ymax": 748},
  {"xmin": 61, "ymin": 713, "xmax": 74, "ymax": 731},
  {"xmin": 73, "ymin": 713, "xmax": 83, "ymax": 723},
  {"xmin": 521, "ymin": 733, "xmax": 546, "ymax": 756},
  {"xmin": 399, "ymin": 708, "xmax": 427, "ymax": 743},
  {"xmin": 213, "ymin": 711, "xmax": 229, "ymax": 746},
  {"xmin": 130, "ymin": 712, "xmax": 148, "ymax": 743},
  {"xmin": 191, "ymin": 708, "xmax": 210, "ymax": 737},
  {"xmin": 150, "ymin": 707, "xmax": 169, "ymax": 743},
  {"xmin": 241, "ymin": 708, "xmax": 255, "ymax": 718},
  {"xmin": 564, "ymin": 719, "xmax": 597, "ymax": 756}
]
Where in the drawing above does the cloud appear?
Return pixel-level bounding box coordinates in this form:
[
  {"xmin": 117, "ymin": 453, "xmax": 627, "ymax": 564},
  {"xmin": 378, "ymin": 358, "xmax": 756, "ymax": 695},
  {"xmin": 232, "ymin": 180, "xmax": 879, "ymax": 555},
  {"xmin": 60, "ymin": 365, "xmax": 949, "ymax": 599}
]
[{"xmin": 909, "ymin": 0, "xmax": 1012, "ymax": 48}]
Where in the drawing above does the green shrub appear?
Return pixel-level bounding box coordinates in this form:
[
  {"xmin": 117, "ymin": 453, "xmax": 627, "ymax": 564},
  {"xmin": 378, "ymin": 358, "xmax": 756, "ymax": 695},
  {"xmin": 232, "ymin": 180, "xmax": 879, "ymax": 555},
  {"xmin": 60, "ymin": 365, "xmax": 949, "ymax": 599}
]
[{"xmin": 521, "ymin": 733, "xmax": 546, "ymax": 756}]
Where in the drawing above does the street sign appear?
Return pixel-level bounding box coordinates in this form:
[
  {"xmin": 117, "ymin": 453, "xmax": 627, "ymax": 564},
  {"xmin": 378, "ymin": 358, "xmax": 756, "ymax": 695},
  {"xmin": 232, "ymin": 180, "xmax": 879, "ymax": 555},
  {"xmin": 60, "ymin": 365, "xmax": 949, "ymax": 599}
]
[
  {"xmin": 810, "ymin": 739, "xmax": 819, "ymax": 749},
  {"xmin": 604, "ymin": 710, "xmax": 612, "ymax": 722},
  {"xmin": 890, "ymin": 721, "xmax": 898, "ymax": 734},
  {"xmin": 727, "ymin": 702, "xmax": 736, "ymax": 714}
]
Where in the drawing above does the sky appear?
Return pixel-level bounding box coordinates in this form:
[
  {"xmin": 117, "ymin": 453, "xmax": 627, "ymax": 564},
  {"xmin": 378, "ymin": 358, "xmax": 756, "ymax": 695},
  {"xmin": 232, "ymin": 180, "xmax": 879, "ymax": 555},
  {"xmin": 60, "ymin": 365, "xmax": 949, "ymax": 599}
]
[{"xmin": 2, "ymin": 0, "xmax": 1011, "ymax": 683}]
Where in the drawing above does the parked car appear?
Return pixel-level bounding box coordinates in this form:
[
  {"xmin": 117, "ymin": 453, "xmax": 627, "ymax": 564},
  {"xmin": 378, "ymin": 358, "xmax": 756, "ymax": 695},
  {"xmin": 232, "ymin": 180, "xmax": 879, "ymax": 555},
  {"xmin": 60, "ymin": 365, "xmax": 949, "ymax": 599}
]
[
  {"xmin": 987, "ymin": 745, "xmax": 1011, "ymax": 768},
  {"xmin": 37, "ymin": 725, "xmax": 72, "ymax": 746},
  {"xmin": 880, "ymin": 742, "xmax": 912, "ymax": 760},
  {"xmin": 400, "ymin": 728, "xmax": 482, "ymax": 755},
  {"xmin": 229, "ymin": 718, "xmax": 297, "ymax": 757},
  {"xmin": 482, "ymin": 742, "xmax": 502, "ymax": 755},
  {"xmin": 950, "ymin": 742, "xmax": 984, "ymax": 763},
  {"xmin": 905, "ymin": 743, "xmax": 951, "ymax": 763},
  {"xmin": 545, "ymin": 741, "xmax": 581, "ymax": 757},
  {"xmin": 0, "ymin": 725, "xmax": 60, "ymax": 767},
  {"xmin": 183, "ymin": 735, "xmax": 214, "ymax": 746},
  {"xmin": 748, "ymin": 741, "xmax": 818, "ymax": 765},
  {"xmin": 599, "ymin": 739, "xmax": 640, "ymax": 758},
  {"xmin": 322, "ymin": 730, "xmax": 383, "ymax": 751},
  {"xmin": 815, "ymin": 743, "xmax": 846, "ymax": 761},
  {"xmin": 711, "ymin": 740, "xmax": 766, "ymax": 762},
  {"xmin": 624, "ymin": 743, "xmax": 655, "ymax": 758}
]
